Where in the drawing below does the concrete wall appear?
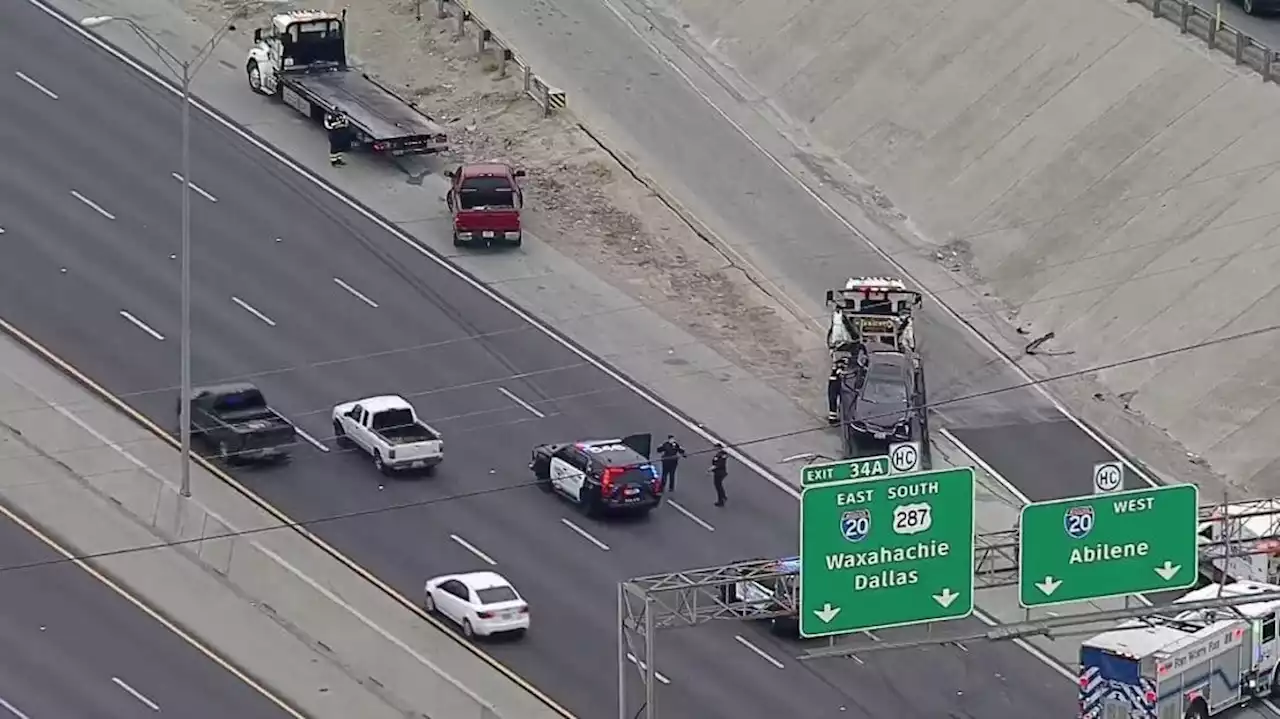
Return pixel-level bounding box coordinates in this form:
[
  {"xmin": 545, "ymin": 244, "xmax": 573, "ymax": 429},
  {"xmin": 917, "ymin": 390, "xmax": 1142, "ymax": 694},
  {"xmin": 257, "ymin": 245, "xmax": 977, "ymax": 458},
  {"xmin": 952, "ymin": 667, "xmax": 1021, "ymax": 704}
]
[{"xmin": 659, "ymin": 0, "xmax": 1280, "ymax": 487}]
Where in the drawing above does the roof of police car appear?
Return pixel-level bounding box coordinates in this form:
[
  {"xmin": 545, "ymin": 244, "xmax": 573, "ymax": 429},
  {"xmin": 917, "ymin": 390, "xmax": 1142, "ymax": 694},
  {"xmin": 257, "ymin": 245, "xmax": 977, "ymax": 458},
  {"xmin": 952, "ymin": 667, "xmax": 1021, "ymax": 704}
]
[{"xmin": 572, "ymin": 439, "xmax": 648, "ymax": 466}]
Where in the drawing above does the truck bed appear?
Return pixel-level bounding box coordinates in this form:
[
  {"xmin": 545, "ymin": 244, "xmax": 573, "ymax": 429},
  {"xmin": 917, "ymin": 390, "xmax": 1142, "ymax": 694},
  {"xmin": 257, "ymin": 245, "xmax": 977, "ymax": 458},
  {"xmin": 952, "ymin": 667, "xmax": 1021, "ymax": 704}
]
[
  {"xmin": 375, "ymin": 423, "xmax": 439, "ymax": 446},
  {"xmin": 285, "ymin": 69, "xmax": 442, "ymax": 141}
]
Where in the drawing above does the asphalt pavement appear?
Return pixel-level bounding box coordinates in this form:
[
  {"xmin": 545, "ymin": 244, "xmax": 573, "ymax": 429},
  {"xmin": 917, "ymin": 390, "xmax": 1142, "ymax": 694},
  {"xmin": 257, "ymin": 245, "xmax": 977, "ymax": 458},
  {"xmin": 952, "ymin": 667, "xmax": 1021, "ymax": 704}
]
[
  {"xmin": 0, "ymin": 4, "xmax": 1074, "ymax": 719},
  {"xmin": 1190, "ymin": 0, "xmax": 1280, "ymax": 47},
  {"xmin": 468, "ymin": 0, "xmax": 1136, "ymax": 502},
  {"xmin": 0, "ymin": 511, "xmax": 292, "ymax": 719}
]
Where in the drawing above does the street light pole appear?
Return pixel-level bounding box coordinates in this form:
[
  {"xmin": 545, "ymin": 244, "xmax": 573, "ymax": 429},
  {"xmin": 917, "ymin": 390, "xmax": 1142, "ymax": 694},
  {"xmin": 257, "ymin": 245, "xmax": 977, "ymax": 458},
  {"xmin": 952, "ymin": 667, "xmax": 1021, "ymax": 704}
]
[
  {"xmin": 80, "ymin": 1, "xmax": 281, "ymax": 497},
  {"xmin": 179, "ymin": 62, "xmax": 193, "ymax": 497}
]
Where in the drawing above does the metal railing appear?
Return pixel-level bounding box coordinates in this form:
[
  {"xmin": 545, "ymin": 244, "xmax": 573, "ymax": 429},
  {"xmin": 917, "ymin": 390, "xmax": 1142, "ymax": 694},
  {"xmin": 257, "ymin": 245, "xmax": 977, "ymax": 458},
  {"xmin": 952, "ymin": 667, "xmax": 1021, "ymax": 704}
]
[
  {"xmin": 1132, "ymin": 0, "xmax": 1280, "ymax": 81},
  {"xmin": 416, "ymin": 0, "xmax": 567, "ymax": 115}
]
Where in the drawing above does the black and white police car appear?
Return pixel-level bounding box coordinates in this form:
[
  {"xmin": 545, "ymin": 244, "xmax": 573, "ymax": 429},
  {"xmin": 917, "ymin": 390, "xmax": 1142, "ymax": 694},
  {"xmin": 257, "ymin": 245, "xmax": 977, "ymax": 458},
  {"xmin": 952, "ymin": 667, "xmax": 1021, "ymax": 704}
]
[{"xmin": 529, "ymin": 434, "xmax": 663, "ymax": 517}]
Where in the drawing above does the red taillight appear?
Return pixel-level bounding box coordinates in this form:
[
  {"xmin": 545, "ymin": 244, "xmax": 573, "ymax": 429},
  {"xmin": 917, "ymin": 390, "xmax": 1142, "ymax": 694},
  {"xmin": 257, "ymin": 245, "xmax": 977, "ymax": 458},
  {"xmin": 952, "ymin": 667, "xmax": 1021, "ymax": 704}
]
[
  {"xmin": 477, "ymin": 611, "xmax": 494, "ymax": 619},
  {"xmin": 601, "ymin": 467, "xmax": 622, "ymax": 496},
  {"xmin": 518, "ymin": 606, "xmax": 529, "ymax": 614},
  {"xmin": 373, "ymin": 141, "xmax": 387, "ymax": 152},
  {"xmin": 1143, "ymin": 691, "xmax": 1156, "ymax": 704}
]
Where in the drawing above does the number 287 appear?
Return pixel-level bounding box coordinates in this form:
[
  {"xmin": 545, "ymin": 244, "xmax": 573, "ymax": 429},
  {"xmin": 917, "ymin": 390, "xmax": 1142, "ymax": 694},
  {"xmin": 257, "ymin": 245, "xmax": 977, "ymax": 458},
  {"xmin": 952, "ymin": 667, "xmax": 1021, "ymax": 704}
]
[{"xmin": 892, "ymin": 502, "xmax": 932, "ymax": 535}]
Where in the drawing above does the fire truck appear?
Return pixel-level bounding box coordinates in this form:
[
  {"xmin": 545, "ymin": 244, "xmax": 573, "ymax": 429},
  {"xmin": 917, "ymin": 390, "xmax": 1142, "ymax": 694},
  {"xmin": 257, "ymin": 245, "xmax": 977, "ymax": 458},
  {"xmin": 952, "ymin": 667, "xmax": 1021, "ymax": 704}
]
[
  {"xmin": 823, "ymin": 277, "xmax": 929, "ymax": 463},
  {"xmin": 1079, "ymin": 581, "xmax": 1280, "ymax": 718}
]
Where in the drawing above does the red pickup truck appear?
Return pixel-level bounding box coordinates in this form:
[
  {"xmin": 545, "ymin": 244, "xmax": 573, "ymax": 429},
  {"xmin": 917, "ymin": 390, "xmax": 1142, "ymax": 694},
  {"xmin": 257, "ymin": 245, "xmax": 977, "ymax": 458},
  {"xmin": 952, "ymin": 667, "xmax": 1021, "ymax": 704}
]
[{"xmin": 446, "ymin": 162, "xmax": 525, "ymax": 248}]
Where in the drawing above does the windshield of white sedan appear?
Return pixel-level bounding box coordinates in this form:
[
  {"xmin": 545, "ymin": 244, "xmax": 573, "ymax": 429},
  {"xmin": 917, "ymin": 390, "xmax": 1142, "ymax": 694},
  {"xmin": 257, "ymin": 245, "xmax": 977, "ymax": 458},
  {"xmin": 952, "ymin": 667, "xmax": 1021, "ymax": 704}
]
[{"xmin": 477, "ymin": 586, "xmax": 518, "ymax": 604}]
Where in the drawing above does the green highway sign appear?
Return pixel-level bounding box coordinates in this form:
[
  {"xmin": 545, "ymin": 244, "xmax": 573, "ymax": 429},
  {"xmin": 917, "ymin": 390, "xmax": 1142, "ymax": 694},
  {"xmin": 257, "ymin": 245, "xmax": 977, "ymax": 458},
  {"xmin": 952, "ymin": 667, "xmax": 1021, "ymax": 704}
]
[
  {"xmin": 798, "ymin": 467, "xmax": 975, "ymax": 637},
  {"xmin": 801, "ymin": 456, "xmax": 890, "ymax": 486},
  {"xmin": 1018, "ymin": 484, "xmax": 1199, "ymax": 608}
]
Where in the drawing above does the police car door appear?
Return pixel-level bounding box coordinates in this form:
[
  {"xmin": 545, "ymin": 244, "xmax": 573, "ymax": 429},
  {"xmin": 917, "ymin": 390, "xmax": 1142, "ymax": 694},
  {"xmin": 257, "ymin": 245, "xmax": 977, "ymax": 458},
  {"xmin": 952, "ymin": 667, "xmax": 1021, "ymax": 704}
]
[{"xmin": 549, "ymin": 450, "xmax": 586, "ymax": 502}]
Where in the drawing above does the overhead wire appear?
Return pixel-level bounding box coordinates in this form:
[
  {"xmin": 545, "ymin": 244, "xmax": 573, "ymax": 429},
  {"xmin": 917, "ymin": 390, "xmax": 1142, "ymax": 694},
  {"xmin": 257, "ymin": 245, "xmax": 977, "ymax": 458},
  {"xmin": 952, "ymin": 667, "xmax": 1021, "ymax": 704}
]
[
  {"xmin": 0, "ymin": 318, "xmax": 1276, "ymax": 577},
  {"xmin": 3, "ymin": 318, "xmax": 1279, "ymax": 467}
]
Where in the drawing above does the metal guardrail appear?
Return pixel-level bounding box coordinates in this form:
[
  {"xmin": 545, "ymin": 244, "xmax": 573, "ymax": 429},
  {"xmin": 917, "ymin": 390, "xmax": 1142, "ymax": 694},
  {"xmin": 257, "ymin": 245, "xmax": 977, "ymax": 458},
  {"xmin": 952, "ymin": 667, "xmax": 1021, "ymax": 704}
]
[
  {"xmin": 1131, "ymin": 0, "xmax": 1280, "ymax": 81},
  {"xmin": 416, "ymin": 0, "xmax": 567, "ymax": 116}
]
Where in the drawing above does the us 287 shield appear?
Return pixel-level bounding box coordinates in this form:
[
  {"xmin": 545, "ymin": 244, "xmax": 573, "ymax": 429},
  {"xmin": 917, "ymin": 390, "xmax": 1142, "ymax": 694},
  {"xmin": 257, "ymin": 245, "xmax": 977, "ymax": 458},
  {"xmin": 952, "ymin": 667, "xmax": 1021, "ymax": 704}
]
[{"xmin": 840, "ymin": 509, "xmax": 871, "ymax": 543}]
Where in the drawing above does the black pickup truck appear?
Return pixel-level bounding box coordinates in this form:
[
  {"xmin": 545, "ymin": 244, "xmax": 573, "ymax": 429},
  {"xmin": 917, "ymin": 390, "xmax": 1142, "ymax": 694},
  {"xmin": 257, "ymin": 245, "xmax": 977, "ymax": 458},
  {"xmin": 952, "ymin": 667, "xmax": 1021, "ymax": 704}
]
[{"xmin": 182, "ymin": 383, "xmax": 298, "ymax": 464}]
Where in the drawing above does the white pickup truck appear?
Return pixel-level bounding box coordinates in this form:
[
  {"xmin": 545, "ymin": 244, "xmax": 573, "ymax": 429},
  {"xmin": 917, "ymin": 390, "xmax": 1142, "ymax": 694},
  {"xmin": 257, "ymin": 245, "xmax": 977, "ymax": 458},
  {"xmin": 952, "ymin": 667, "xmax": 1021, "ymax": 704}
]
[{"xmin": 332, "ymin": 395, "xmax": 443, "ymax": 475}]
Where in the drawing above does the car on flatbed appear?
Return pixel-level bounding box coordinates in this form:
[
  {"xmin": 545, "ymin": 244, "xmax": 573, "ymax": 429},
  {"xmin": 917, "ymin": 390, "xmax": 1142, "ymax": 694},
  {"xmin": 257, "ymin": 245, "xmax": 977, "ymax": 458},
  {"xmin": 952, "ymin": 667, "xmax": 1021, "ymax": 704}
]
[
  {"xmin": 246, "ymin": 9, "xmax": 448, "ymax": 157},
  {"xmin": 446, "ymin": 162, "xmax": 525, "ymax": 248},
  {"xmin": 183, "ymin": 382, "xmax": 298, "ymax": 464},
  {"xmin": 840, "ymin": 349, "xmax": 917, "ymax": 453},
  {"xmin": 529, "ymin": 434, "xmax": 663, "ymax": 517},
  {"xmin": 332, "ymin": 395, "xmax": 443, "ymax": 475}
]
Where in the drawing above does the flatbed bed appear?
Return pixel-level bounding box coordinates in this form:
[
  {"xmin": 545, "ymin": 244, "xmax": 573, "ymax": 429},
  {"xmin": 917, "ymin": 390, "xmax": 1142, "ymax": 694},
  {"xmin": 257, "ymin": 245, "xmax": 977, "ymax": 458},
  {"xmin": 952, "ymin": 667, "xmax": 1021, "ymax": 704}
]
[{"xmin": 247, "ymin": 9, "xmax": 448, "ymax": 157}]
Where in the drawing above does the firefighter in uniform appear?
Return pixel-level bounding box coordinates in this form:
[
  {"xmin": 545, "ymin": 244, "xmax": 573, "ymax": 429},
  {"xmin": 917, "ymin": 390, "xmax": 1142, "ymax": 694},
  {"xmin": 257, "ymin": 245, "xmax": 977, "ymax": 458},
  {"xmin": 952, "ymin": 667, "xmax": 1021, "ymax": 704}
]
[{"xmin": 324, "ymin": 110, "xmax": 351, "ymax": 166}]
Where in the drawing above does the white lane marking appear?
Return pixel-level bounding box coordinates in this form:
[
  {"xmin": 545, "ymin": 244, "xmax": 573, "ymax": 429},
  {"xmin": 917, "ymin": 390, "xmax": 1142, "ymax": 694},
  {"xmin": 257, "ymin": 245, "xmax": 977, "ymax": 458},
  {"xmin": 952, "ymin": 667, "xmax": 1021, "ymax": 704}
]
[
  {"xmin": 450, "ymin": 534, "xmax": 497, "ymax": 565},
  {"xmin": 0, "ymin": 227, "xmax": 5, "ymax": 234},
  {"xmin": 0, "ymin": 357, "xmax": 480, "ymax": 715},
  {"xmin": 112, "ymin": 677, "xmax": 160, "ymax": 712},
  {"xmin": 230, "ymin": 296, "xmax": 276, "ymax": 326},
  {"xmin": 69, "ymin": 190, "xmax": 115, "ymax": 220},
  {"xmin": 560, "ymin": 518, "xmax": 609, "ymax": 551},
  {"xmin": 496, "ymin": 386, "xmax": 545, "ymax": 418},
  {"xmin": 333, "ymin": 277, "xmax": 379, "ymax": 308},
  {"xmin": 38, "ymin": 4, "xmax": 1077, "ymax": 702},
  {"xmin": 14, "ymin": 70, "xmax": 57, "ymax": 99},
  {"xmin": 598, "ymin": 0, "xmax": 1163, "ymax": 499},
  {"xmin": 0, "ymin": 697, "xmax": 31, "ymax": 719},
  {"xmin": 118, "ymin": 310, "xmax": 165, "ymax": 341},
  {"xmin": 734, "ymin": 634, "xmax": 785, "ymax": 669},
  {"xmin": 171, "ymin": 172, "xmax": 218, "ymax": 202},
  {"xmin": 667, "ymin": 499, "xmax": 714, "ymax": 531},
  {"xmin": 625, "ymin": 653, "xmax": 671, "ymax": 684},
  {"xmin": 938, "ymin": 427, "xmax": 1031, "ymax": 504},
  {"xmin": 295, "ymin": 427, "xmax": 331, "ymax": 453}
]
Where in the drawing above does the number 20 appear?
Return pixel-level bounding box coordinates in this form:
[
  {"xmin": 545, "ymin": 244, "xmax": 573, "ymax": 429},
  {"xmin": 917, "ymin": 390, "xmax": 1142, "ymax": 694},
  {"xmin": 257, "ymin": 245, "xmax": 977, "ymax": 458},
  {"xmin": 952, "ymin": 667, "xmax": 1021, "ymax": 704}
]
[{"xmin": 1067, "ymin": 513, "xmax": 1093, "ymax": 535}]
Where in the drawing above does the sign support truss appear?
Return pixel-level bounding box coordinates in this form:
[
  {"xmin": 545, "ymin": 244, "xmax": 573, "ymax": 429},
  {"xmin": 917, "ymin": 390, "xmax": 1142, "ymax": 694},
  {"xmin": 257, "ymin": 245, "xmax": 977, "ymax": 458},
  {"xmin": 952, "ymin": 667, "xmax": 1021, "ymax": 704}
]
[
  {"xmin": 616, "ymin": 496, "xmax": 1280, "ymax": 718},
  {"xmin": 800, "ymin": 589, "xmax": 1280, "ymax": 660}
]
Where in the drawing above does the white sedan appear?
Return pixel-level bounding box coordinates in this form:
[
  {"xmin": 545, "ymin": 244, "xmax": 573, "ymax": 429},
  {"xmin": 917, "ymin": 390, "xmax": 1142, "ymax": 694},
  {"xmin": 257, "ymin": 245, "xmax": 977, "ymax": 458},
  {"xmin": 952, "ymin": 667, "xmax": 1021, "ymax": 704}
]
[{"xmin": 423, "ymin": 571, "xmax": 529, "ymax": 638}]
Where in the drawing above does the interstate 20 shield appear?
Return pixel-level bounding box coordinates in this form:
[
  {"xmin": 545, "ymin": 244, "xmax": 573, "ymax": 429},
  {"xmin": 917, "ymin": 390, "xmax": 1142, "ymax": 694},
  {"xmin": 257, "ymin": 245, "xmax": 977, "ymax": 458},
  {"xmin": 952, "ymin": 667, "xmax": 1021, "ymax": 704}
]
[
  {"xmin": 840, "ymin": 509, "xmax": 871, "ymax": 543},
  {"xmin": 1063, "ymin": 505, "xmax": 1094, "ymax": 540}
]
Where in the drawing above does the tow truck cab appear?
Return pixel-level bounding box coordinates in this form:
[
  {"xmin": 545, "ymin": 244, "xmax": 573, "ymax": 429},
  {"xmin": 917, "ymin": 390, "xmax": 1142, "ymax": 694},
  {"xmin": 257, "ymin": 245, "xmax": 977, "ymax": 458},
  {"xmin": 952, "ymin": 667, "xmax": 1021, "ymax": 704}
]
[{"xmin": 447, "ymin": 163, "xmax": 525, "ymax": 248}]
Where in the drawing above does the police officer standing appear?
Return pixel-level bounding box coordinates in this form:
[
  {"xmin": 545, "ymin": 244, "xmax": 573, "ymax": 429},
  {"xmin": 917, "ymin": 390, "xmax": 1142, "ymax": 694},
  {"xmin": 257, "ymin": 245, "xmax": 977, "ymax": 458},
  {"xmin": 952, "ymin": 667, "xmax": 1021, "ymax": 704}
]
[
  {"xmin": 826, "ymin": 356, "xmax": 846, "ymax": 425},
  {"xmin": 656, "ymin": 434, "xmax": 686, "ymax": 492},
  {"xmin": 709, "ymin": 443, "xmax": 728, "ymax": 507},
  {"xmin": 324, "ymin": 110, "xmax": 351, "ymax": 166}
]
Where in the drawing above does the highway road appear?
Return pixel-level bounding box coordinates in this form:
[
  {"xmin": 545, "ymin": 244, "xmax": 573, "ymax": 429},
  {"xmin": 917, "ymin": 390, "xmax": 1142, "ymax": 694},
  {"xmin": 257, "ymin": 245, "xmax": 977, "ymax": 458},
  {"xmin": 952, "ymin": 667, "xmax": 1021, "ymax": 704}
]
[
  {"xmin": 0, "ymin": 510, "xmax": 294, "ymax": 718},
  {"xmin": 0, "ymin": 3, "xmax": 1073, "ymax": 718},
  {"xmin": 1187, "ymin": 0, "xmax": 1280, "ymax": 48},
  {"xmin": 471, "ymin": 0, "xmax": 1151, "ymax": 504}
]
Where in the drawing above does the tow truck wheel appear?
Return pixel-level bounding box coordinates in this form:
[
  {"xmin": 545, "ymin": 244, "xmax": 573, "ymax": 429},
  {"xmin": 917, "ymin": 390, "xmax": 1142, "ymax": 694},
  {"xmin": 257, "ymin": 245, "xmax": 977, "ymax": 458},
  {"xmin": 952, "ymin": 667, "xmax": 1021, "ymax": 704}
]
[
  {"xmin": 247, "ymin": 61, "xmax": 268, "ymax": 96},
  {"xmin": 1270, "ymin": 662, "xmax": 1280, "ymax": 697},
  {"xmin": 452, "ymin": 231, "xmax": 465, "ymax": 247},
  {"xmin": 373, "ymin": 451, "xmax": 392, "ymax": 476},
  {"xmin": 1243, "ymin": 0, "xmax": 1256, "ymax": 14},
  {"xmin": 1184, "ymin": 699, "xmax": 1208, "ymax": 719}
]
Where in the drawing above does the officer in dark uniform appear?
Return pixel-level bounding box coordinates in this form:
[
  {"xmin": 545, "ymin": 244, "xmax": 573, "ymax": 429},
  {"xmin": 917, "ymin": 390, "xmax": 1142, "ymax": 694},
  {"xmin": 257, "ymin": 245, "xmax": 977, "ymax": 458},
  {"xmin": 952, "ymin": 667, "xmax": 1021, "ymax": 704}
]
[
  {"xmin": 709, "ymin": 444, "xmax": 728, "ymax": 507},
  {"xmin": 656, "ymin": 434, "xmax": 687, "ymax": 492},
  {"xmin": 323, "ymin": 110, "xmax": 351, "ymax": 166},
  {"xmin": 826, "ymin": 355, "xmax": 846, "ymax": 425}
]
